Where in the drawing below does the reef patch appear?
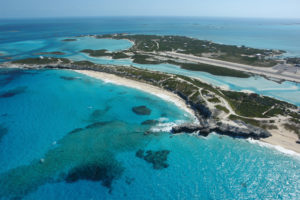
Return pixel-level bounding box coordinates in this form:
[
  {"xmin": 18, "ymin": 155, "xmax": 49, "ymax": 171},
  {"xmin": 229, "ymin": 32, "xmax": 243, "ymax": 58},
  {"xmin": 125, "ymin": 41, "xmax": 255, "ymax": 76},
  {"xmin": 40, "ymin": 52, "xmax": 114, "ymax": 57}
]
[
  {"xmin": 65, "ymin": 162, "xmax": 124, "ymax": 189},
  {"xmin": 62, "ymin": 38, "xmax": 77, "ymax": 42},
  {"xmin": 88, "ymin": 106, "xmax": 111, "ymax": 122},
  {"xmin": 0, "ymin": 86, "xmax": 27, "ymax": 98},
  {"xmin": 0, "ymin": 125, "xmax": 8, "ymax": 142},
  {"xmin": 136, "ymin": 149, "xmax": 170, "ymax": 169},
  {"xmin": 132, "ymin": 106, "xmax": 151, "ymax": 115},
  {"xmin": 60, "ymin": 76, "xmax": 80, "ymax": 81},
  {"xmin": 0, "ymin": 121, "xmax": 149, "ymax": 199},
  {"xmin": 141, "ymin": 120, "xmax": 158, "ymax": 125}
]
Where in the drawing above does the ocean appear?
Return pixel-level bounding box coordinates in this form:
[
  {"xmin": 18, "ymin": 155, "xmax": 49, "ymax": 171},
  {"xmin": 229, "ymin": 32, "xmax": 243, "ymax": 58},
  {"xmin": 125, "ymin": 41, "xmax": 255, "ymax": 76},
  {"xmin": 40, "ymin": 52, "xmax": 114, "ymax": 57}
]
[{"xmin": 0, "ymin": 17, "xmax": 300, "ymax": 199}]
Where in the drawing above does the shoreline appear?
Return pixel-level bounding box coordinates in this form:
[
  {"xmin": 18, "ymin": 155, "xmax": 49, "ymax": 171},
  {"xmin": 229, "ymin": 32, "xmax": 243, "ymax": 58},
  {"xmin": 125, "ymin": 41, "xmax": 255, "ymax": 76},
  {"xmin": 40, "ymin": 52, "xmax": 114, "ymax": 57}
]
[
  {"xmin": 74, "ymin": 69, "xmax": 300, "ymax": 155},
  {"xmin": 261, "ymin": 127, "xmax": 300, "ymax": 154},
  {"xmin": 73, "ymin": 69, "xmax": 196, "ymax": 119},
  {"xmin": 160, "ymin": 51, "xmax": 300, "ymax": 83}
]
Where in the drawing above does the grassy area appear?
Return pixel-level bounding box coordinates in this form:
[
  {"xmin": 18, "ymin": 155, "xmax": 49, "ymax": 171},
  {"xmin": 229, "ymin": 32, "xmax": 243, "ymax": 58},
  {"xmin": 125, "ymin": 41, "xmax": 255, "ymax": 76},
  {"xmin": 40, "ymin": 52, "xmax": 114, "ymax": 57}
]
[
  {"xmin": 167, "ymin": 60, "xmax": 250, "ymax": 78},
  {"xmin": 215, "ymin": 105, "xmax": 229, "ymax": 113},
  {"xmin": 283, "ymin": 123, "xmax": 300, "ymax": 138},
  {"xmin": 222, "ymin": 90, "xmax": 295, "ymax": 118},
  {"xmin": 207, "ymin": 97, "xmax": 221, "ymax": 103}
]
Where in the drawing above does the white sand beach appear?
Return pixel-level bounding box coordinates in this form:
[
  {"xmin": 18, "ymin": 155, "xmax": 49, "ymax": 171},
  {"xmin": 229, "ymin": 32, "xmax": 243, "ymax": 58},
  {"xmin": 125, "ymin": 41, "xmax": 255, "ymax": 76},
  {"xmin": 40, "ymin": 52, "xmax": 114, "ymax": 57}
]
[
  {"xmin": 74, "ymin": 69, "xmax": 300, "ymax": 154},
  {"xmin": 73, "ymin": 69, "xmax": 195, "ymax": 117}
]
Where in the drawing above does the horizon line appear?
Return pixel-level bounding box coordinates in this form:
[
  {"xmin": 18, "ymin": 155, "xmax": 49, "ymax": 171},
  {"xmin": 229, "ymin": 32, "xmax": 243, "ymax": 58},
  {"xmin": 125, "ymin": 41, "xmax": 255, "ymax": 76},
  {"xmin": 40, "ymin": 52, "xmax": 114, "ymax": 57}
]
[{"xmin": 1, "ymin": 15, "xmax": 300, "ymax": 21}]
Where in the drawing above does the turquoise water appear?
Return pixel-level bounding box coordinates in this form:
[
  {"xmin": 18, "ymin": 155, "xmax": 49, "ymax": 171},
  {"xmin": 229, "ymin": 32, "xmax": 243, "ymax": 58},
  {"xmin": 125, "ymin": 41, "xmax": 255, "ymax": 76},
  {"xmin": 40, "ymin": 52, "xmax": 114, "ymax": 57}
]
[
  {"xmin": 0, "ymin": 17, "xmax": 300, "ymax": 199},
  {"xmin": 0, "ymin": 69, "xmax": 299, "ymax": 200},
  {"xmin": 0, "ymin": 35, "xmax": 299, "ymax": 106},
  {"xmin": 1, "ymin": 17, "xmax": 300, "ymax": 56},
  {"xmin": 1, "ymin": 17, "xmax": 300, "ymax": 106},
  {"xmin": 68, "ymin": 53, "xmax": 300, "ymax": 106},
  {"xmin": 0, "ymin": 36, "xmax": 132, "ymax": 61}
]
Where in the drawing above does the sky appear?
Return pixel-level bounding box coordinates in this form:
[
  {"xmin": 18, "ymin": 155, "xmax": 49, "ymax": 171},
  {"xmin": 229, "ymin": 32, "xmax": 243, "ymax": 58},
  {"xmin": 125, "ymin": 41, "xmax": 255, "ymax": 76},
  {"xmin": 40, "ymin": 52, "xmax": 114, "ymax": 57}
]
[{"xmin": 0, "ymin": 0, "xmax": 300, "ymax": 19}]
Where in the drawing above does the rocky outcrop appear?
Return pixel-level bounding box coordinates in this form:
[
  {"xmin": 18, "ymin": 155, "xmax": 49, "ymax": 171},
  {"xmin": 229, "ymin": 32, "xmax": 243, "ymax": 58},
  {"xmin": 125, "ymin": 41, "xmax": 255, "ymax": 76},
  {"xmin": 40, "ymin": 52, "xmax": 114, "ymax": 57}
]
[{"xmin": 171, "ymin": 119, "xmax": 271, "ymax": 139}]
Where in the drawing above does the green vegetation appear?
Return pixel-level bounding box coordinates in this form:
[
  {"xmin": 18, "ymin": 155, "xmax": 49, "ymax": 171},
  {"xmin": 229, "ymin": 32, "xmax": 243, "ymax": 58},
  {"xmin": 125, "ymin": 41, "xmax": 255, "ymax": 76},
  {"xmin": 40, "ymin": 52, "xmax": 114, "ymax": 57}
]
[
  {"xmin": 167, "ymin": 60, "xmax": 250, "ymax": 78},
  {"xmin": 131, "ymin": 54, "xmax": 161, "ymax": 64},
  {"xmin": 100, "ymin": 34, "xmax": 283, "ymax": 67},
  {"xmin": 11, "ymin": 57, "xmax": 71, "ymax": 65},
  {"xmin": 207, "ymin": 97, "xmax": 221, "ymax": 103},
  {"xmin": 73, "ymin": 60, "xmax": 96, "ymax": 66},
  {"xmin": 283, "ymin": 123, "xmax": 300, "ymax": 138},
  {"xmin": 215, "ymin": 105, "xmax": 229, "ymax": 113},
  {"xmin": 222, "ymin": 90, "xmax": 295, "ymax": 118}
]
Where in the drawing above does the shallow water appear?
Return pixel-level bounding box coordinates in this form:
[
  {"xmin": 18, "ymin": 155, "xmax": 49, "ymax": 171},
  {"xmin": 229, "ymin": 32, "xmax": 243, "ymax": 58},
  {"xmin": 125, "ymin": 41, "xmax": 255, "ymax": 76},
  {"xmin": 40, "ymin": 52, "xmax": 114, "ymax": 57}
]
[
  {"xmin": 0, "ymin": 17, "xmax": 300, "ymax": 199},
  {"xmin": 68, "ymin": 53, "xmax": 300, "ymax": 106},
  {"xmin": 0, "ymin": 69, "xmax": 299, "ymax": 200},
  {"xmin": 1, "ymin": 17, "xmax": 300, "ymax": 56}
]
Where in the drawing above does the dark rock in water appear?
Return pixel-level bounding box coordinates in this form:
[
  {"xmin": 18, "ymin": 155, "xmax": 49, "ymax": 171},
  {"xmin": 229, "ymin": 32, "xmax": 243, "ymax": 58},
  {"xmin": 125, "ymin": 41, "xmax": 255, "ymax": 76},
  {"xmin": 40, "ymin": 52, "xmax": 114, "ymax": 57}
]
[
  {"xmin": 68, "ymin": 128, "xmax": 84, "ymax": 135},
  {"xmin": 0, "ymin": 86, "xmax": 27, "ymax": 98},
  {"xmin": 60, "ymin": 76, "xmax": 79, "ymax": 81},
  {"xmin": 65, "ymin": 162, "xmax": 124, "ymax": 189},
  {"xmin": 141, "ymin": 120, "xmax": 158, "ymax": 125},
  {"xmin": 171, "ymin": 123, "xmax": 202, "ymax": 134},
  {"xmin": 132, "ymin": 106, "xmax": 151, "ymax": 115},
  {"xmin": 198, "ymin": 128, "xmax": 211, "ymax": 136},
  {"xmin": 0, "ymin": 125, "xmax": 8, "ymax": 142},
  {"xmin": 171, "ymin": 120, "xmax": 271, "ymax": 139},
  {"xmin": 135, "ymin": 149, "xmax": 170, "ymax": 170}
]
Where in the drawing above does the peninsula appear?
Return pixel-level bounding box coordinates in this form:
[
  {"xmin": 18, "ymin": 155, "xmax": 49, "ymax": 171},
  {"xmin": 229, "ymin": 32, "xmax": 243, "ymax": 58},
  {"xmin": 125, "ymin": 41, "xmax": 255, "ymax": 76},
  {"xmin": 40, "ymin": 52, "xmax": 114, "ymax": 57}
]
[{"xmin": 2, "ymin": 55, "xmax": 300, "ymax": 153}]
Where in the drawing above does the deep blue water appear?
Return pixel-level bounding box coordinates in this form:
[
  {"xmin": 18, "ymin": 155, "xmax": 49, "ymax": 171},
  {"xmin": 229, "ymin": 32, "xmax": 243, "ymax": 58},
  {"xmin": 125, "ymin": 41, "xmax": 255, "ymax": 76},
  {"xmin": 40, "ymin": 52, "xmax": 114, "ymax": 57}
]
[{"xmin": 0, "ymin": 17, "xmax": 300, "ymax": 199}]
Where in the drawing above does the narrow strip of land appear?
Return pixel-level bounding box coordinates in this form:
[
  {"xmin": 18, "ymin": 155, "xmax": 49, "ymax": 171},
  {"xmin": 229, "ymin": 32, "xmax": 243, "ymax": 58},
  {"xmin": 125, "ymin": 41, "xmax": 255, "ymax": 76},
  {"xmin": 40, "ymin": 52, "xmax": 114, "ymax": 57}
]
[{"xmin": 159, "ymin": 52, "xmax": 300, "ymax": 83}]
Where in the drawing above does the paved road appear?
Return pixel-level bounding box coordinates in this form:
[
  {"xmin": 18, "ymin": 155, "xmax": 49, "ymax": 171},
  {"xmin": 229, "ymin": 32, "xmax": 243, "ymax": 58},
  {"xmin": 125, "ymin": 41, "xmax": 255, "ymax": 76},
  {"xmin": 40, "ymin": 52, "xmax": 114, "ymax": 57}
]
[{"xmin": 158, "ymin": 52, "xmax": 300, "ymax": 83}]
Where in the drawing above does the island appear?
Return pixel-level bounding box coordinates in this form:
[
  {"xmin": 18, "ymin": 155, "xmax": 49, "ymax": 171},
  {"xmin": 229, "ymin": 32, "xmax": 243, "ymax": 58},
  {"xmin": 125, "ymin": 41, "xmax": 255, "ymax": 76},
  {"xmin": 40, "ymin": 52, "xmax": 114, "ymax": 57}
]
[
  {"xmin": 3, "ymin": 54, "xmax": 300, "ymax": 153},
  {"xmin": 72, "ymin": 34, "xmax": 300, "ymax": 82}
]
